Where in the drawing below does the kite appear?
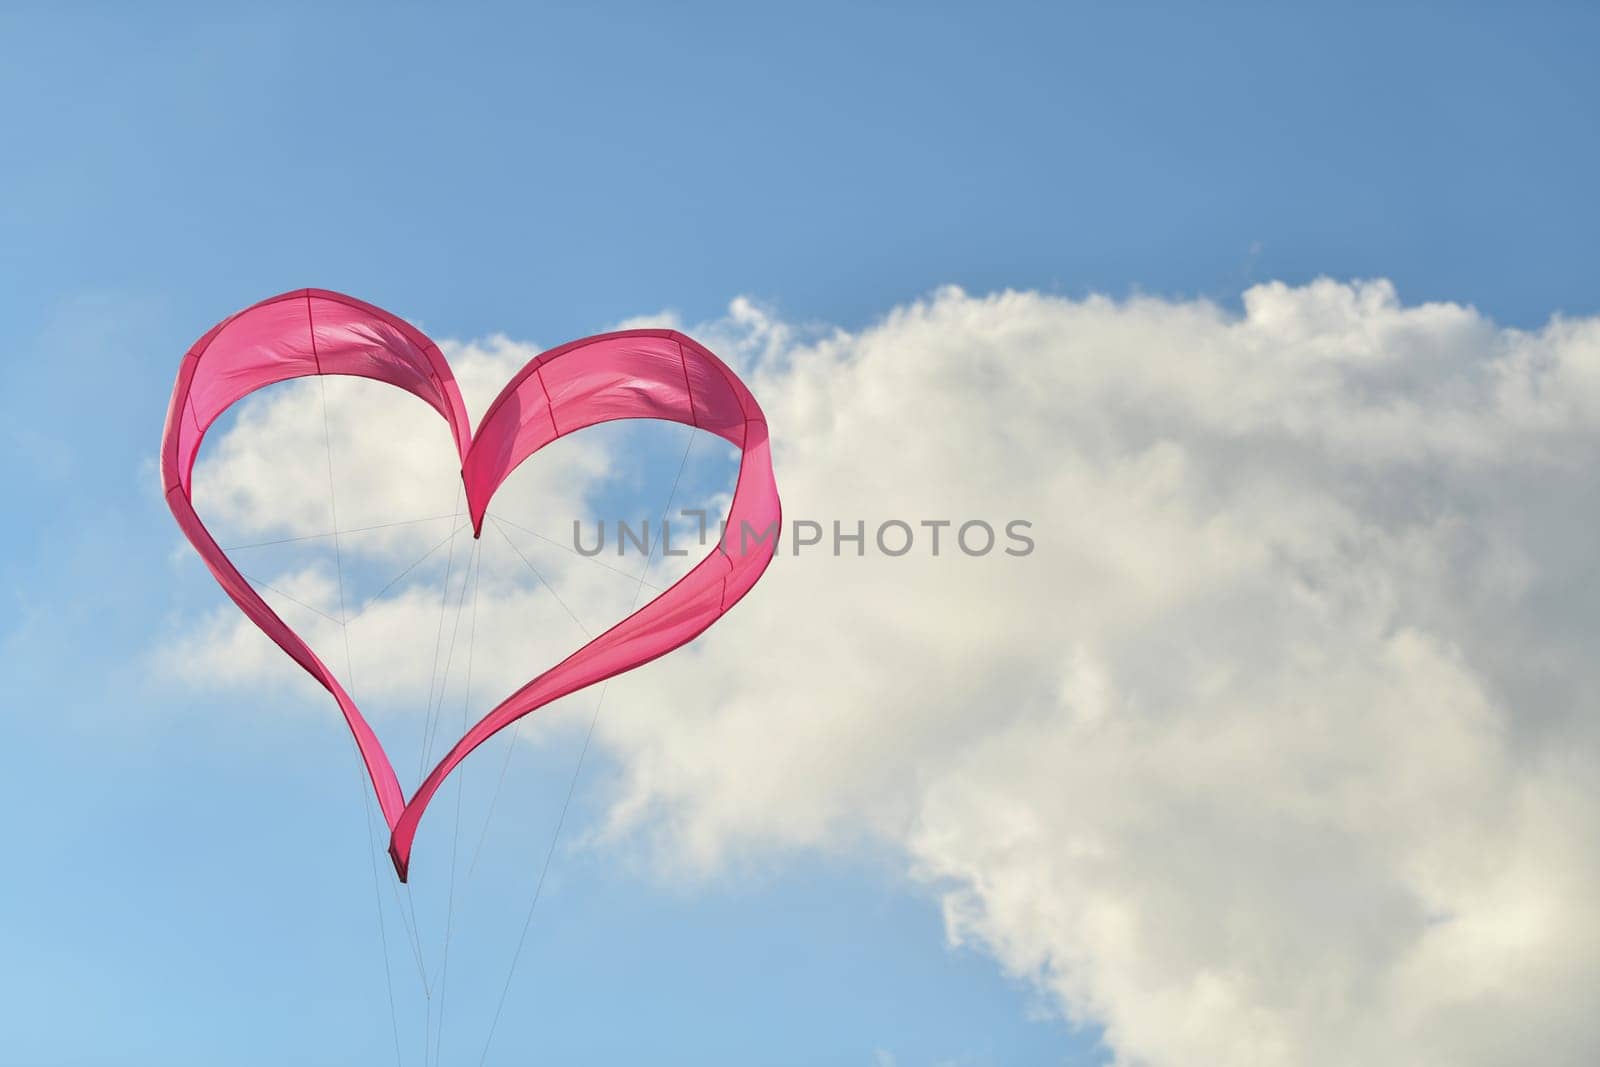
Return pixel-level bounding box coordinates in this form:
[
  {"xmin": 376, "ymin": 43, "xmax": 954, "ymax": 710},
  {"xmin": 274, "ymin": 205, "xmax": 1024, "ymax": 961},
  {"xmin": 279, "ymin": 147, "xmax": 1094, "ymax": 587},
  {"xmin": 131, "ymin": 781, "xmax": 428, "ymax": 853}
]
[{"xmin": 160, "ymin": 289, "xmax": 780, "ymax": 880}]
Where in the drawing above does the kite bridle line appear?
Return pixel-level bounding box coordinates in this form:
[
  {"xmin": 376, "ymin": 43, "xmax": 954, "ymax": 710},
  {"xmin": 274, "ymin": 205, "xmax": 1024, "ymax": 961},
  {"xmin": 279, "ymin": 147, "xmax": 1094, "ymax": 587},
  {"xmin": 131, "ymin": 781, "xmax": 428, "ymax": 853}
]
[
  {"xmin": 476, "ymin": 423, "xmax": 699, "ymax": 1066},
  {"xmin": 308, "ymin": 396, "xmax": 705, "ymax": 1066},
  {"xmin": 315, "ymin": 373, "xmax": 477, "ymax": 1067},
  {"xmin": 315, "ymin": 370, "xmax": 405, "ymax": 1067}
]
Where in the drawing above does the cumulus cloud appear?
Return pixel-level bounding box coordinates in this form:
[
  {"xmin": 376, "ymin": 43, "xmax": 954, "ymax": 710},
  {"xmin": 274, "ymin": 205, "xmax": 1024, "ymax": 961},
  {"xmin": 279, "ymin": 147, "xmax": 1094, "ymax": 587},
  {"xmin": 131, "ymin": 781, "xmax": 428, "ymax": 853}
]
[{"xmin": 162, "ymin": 279, "xmax": 1600, "ymax": 1066}]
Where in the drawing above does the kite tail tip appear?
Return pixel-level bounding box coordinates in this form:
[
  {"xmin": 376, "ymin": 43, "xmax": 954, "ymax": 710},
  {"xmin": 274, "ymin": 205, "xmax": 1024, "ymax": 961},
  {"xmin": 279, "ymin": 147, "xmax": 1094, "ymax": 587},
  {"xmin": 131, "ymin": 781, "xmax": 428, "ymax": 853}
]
[
  {"xmin": 460, "ymin": 468, "xmax": 485, "ymax": 539},
  {"xmin": 387, "ymin": 841, "xmax": 410, "ymax": 883}
]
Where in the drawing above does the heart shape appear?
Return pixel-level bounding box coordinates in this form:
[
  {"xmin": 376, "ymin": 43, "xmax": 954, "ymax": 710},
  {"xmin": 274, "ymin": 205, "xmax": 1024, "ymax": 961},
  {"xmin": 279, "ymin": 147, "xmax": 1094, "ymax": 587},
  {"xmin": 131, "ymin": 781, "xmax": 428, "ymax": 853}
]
[{"xmin": 161, "ymin": 289, "xmax": 779, "ymax": 880}]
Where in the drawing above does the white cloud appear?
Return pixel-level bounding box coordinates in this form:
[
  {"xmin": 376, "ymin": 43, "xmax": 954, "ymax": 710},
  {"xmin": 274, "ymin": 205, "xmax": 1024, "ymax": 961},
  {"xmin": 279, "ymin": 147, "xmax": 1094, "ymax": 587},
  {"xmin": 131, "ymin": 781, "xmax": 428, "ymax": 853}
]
[{"xmin": 162, "ymin": 279, "xmax": 1600, "ymax": 1066}]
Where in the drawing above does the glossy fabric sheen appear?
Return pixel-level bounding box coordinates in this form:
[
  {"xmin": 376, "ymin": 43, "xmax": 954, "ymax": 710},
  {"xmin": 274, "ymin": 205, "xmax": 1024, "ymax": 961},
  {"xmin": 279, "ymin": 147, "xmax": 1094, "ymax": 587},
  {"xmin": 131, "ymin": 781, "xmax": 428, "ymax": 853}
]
[{"xmin": 161, "ymin": 289, "xmax": 780, "ymax": 879}]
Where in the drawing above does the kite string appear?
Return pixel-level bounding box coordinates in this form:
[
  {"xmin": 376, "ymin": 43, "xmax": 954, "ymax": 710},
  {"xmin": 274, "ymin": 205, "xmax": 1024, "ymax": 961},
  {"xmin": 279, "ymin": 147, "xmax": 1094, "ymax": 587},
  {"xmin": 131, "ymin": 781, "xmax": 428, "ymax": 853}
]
[
  {"xmin": 432, "ymin": 539, "xmax": 480, "ymax": 1067},
  {"xmin": 221, "ymin": 513, "xmax": 462, "ymax": 552},
  {"xmin": 420, "ymin": 488, "xmax": 467, "ymax": 785},
  {"xmin": 420, "ymin": 533, "xmax": 477, "ymax": 784},
  {"xmin": 463, "ymin": 515, "xmax": 596, "ymax": 880},
  {"xmin": 477, "ymin": 426, "xmax": 698, "ymax": 1065},
  {"xmin": 230, "ymin": 483, "xmax": 464, "ymax": 996},
  {"xmin": 417, "ymin": 487, "xmax": 468, "ymax": 1065},
  {"xmin": 488, "ymin": 515, "xmax": 596, "ymax": 638},
  {"xmin": 318, "ymin": 374, "xmax": 405, "ymax": 1067},
  {"xmin": 318, "ymin": 517, "xmax": 463, "ymax": 996},
  {"xmin": 488, "ymin": 512, "xmax": 667, "ymax": 591},
  {"xmin": 238, "ymin": 571, "xmax": 344, "ymax": 626},
  {"xmin": 347, "ymin": 521, "xmax": 471, "ymax": 625}
]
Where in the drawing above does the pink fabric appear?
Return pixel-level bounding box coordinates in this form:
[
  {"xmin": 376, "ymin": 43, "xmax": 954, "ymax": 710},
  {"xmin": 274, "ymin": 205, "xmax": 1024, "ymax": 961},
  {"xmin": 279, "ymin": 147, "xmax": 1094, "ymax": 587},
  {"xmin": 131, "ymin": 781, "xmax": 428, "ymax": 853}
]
[{"xmin": 161, "ymin": 289, "xmax": 780, "ymax": 880}]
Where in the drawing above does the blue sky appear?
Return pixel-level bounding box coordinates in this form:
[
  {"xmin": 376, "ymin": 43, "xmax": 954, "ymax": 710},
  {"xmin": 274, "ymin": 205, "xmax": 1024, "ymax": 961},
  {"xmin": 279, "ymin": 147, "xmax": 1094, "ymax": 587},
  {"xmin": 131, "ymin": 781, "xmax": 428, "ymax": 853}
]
[{"xmin": 3, "ymin": 4, "xmax": 1599, "ymax": 1066}]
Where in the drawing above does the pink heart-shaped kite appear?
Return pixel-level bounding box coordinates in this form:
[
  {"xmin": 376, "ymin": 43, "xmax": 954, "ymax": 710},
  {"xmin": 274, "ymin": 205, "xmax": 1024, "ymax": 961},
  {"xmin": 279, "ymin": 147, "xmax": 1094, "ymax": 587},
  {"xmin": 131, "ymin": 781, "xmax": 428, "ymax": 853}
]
[{"xmin": 161, "ymin": 289, "xmax": 779, "ymax": 880}]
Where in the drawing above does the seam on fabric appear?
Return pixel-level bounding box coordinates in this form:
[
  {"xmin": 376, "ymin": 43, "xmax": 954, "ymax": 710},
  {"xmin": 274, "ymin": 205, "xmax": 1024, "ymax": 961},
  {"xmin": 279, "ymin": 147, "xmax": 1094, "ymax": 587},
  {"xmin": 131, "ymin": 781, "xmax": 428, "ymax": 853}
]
[
  {"xmin": 476, "ymin": 335, "xmax": 586, "ymax": 431},
  {"xmin": 304, "ymin": 294, "xmax": 323, "ymax": 373},
  {"xmin": 534, "ymin": 366, "xmax": 559, "ymax": 435},
  {"xmin": 675, "ymin": 338, "xmax": 699, "ymax": 428},
  {"xmin": 696, "ymin": 339, "xmax": 761, "ymax": 423}
]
